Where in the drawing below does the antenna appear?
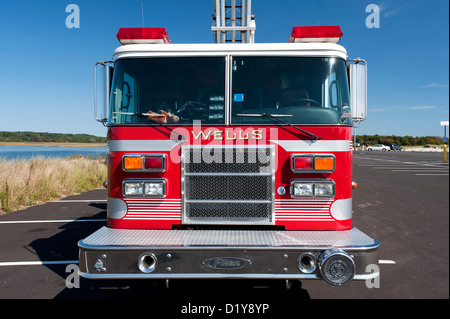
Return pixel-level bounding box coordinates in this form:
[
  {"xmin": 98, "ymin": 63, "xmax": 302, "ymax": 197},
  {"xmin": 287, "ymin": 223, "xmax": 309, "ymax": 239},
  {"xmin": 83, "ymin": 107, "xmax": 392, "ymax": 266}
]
[{"xmin": 141, "ymin": 0, "xmax": 145, "ymax": 27}]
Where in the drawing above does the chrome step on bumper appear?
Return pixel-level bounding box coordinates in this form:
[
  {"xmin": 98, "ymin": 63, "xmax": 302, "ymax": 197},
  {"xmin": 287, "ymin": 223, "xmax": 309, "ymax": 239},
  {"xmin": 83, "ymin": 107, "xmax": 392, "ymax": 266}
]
[{"xmin": 78, "ymin": 227, "xmax": 379, "ymax": 286}]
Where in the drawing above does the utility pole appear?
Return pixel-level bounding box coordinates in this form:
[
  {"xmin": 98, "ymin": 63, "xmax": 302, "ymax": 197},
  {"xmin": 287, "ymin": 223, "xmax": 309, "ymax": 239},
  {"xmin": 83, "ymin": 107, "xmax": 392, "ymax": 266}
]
[{"xmin": 212, "ymin": 0, "xmax": 256, "ymax": 43}]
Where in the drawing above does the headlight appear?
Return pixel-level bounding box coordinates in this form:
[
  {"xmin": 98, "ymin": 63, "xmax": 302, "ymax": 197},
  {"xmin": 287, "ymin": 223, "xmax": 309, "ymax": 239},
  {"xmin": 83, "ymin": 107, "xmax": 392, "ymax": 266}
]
[
  {"xmin": 144, "ymin": 181, "xmax": 165, "ymax": 196},
  {"xmin": 124, "ymin": 182, "xmax": 144, "ymax": 196},
  {"xmin": 123, "ymin": 179, "xmax": 166, "ymax": 197},
  {"xmin": 292, "ymin": 182, "xmax": 314, "ymax": 197},
  {"xmin": 314, "ymin": 182, "xmax": 335, "ymax": 197},
  {"xmin": 291, "ymin": 180, "xmax": 335, "ymax": 198}
]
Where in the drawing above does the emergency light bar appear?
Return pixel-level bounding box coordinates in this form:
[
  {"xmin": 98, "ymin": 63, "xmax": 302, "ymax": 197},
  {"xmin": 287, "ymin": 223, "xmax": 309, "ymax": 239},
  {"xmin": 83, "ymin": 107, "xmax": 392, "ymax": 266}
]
[
  {"xmin": 116, "ymin": 28, "xmax": 171, "ymax": 45},
  {"xmin": 288, "ymin": 26, "xmax": 343, "ymax": 44}
]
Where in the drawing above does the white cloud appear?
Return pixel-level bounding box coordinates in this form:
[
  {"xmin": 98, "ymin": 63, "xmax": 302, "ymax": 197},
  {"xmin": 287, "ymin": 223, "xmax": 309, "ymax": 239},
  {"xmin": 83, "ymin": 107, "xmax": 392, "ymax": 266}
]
[
  {"xmin": 405, "ymin": 105, "xmax": 439, "ymax": 110},
  {"xmin": 379, "ymin": 1, "xmax": 403, "ymax": 18},
  {"xmin": 370, "ymin": 105, "xmax": 440, "ymax": 112},
  {"xmin": 420, "ymin": 83, "xmax": 449, "ymax": 89}
]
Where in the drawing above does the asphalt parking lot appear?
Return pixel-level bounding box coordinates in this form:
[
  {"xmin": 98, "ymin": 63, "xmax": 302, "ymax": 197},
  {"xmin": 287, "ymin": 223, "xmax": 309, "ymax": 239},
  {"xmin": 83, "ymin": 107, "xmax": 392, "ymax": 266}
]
[{"xmin": 0, "ymin": 151, "xmax": 448, "ymax": 304}]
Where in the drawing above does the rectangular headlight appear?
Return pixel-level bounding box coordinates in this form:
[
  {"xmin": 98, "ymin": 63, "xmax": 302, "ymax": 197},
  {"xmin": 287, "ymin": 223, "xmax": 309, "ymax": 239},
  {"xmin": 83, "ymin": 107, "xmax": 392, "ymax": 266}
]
[
  {"xmin": 291, "ymin": 180, "xmax": 335, "ymax": 198},
  {"xmin": 314, "ymin": 182, "xmax": 335, "ymax": 197},
  {"xmin": 124, "ymin": 182, "xmax": 144, "ymax": 196},
  {"xmin": 144, "ymin": 181, "xmax": 166, "ymax": 196},
  {"xmin": 123, "ymin": 180, "xmax": 166, "ymax": 197},
  {"xmin": 292, "ymin": 182, "xmax": 314, "ymax": 197}
]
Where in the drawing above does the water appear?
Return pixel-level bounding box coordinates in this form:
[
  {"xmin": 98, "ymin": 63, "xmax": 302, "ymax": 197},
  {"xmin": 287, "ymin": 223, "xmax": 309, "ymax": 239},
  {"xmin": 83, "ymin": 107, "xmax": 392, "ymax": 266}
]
[{"xmin": 0, "ymin": 146, "xmax": 107, "ymax": 160}]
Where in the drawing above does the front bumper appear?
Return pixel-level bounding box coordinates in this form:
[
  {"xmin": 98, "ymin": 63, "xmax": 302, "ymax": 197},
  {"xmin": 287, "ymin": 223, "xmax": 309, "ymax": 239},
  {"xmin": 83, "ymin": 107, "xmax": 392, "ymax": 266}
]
[{"xmin": 78, "ymin": 227, "xmax": 379, "ymax": 285}]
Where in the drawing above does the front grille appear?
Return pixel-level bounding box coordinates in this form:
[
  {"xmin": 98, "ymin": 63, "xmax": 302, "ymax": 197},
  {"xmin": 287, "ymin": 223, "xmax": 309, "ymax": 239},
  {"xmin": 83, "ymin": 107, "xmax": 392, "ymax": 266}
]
[{"xmin": 182, "ymin": 146, "xmax": 274, "ymax": 225}]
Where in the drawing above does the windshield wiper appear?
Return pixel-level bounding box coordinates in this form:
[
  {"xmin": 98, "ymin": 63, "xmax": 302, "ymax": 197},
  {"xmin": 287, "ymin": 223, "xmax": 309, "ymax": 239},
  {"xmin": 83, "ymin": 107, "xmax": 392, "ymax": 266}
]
[
  {"xmin": 112, "ymin": 112, "xmax": 186, "ymax": 140},
  {"xmin": 236, "ymin": 113, "xmax": 321, "ymax": 141},
  {"xmin": 113, "ymin": 112, "xmax": 165, "ymax": 118}
]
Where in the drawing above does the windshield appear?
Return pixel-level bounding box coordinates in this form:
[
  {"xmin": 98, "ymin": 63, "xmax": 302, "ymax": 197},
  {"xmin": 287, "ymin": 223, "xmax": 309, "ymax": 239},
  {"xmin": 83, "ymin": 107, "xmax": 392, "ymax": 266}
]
[
  {"xmin": 231, "ymin": 57, "xmax": 351, "ymax": 125},
  {"xmin": 108, "ymin": 56, "xmax": 351, "ymax": 126},
  {"xmin": 109, "ymin": 57, "xmax": 226, "ymax": 125}
]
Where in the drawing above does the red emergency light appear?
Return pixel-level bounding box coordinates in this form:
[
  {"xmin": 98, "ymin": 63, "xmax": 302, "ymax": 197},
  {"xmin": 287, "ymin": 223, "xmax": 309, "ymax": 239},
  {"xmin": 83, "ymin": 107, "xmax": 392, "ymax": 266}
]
[
  {"xmin": 116, "ymin": 28, "xmax": 171, "ymax": 45},
  {"xmin": 288, "ymin": 26, "xmax": 343, "ymax": 44}
]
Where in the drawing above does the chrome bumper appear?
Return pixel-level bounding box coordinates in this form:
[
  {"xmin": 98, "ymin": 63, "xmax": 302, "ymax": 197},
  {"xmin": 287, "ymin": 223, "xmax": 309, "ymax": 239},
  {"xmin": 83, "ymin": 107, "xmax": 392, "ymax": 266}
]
[{"xmin": 78, "ymin": 227, "xmax": 379, "ymax": 284}]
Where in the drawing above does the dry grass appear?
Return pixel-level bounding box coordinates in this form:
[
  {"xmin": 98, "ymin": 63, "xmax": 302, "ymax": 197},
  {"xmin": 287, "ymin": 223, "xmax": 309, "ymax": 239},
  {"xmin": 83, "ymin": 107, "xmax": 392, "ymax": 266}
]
[{"xmin": 0, "ymin": 156, "xmax": 107, "ymax": 214}]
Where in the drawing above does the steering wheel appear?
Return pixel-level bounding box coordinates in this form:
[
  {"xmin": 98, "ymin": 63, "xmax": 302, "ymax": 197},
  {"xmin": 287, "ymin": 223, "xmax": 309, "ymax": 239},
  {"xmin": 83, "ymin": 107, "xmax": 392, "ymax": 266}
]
[
  {"xmin": 284, "ymin": 98, "xmax": 322, "ymax": 107},
  {"xmin": 175, "ymin": 101, "xmax": 206, "ymax": 115}
]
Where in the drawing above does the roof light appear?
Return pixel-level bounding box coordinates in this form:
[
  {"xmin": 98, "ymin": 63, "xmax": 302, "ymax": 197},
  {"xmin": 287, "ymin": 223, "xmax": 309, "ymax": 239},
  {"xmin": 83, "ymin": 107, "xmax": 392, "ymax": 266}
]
[
  {"xmin": 116, "ymin": 28, "xmax": 171, "ymax": 45},
  {"xmin": 288, "ymin": 26, "xmax": 343, "ymax": 44}
]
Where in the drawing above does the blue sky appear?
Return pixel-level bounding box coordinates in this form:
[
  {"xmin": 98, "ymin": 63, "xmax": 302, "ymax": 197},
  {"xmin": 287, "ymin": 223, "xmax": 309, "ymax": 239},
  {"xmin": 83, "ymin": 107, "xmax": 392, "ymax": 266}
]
[{"xmin": 0, "ymin": 0, "xmax": 448, "ymax": 138}]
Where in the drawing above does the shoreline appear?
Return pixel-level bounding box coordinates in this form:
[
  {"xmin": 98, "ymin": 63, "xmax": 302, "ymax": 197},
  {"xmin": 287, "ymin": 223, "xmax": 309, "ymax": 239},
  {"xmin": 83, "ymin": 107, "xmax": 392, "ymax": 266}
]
[{"xmin": 0, "ymin": 142, "xmax": 106, "ymax": 147}]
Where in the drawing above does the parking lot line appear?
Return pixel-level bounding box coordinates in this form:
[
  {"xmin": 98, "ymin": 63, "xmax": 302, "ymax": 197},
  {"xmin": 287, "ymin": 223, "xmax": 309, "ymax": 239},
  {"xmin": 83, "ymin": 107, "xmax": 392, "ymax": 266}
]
[
  {"xmin": 0, "ymin": 260, "xmax": 78, "ymax": 267},
  {"xmin": 0, "ymin": 219, "xmax": 107, "ymax": 224},
  {"xmin": 54, "ymin": 199, "xmax": 107, "ymax": 203},
  {"xmin": 379, "ymin": 260, "xmax": 396, "ymax": 264}
]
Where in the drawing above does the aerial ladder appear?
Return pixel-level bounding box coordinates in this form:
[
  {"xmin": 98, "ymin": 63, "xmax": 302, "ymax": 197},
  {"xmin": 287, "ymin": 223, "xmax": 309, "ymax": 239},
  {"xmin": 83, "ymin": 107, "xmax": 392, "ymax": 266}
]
[{"xmin": 212, "ymin": 0, "xmax": 256, "ymax": 43}]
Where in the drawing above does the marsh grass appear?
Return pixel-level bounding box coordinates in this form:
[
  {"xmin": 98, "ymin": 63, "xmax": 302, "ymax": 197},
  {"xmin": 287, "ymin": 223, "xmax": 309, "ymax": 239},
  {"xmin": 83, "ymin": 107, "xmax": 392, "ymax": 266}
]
[{"xmin": 0, "ymin": 156, "xmax": 107, "ymax": 214}]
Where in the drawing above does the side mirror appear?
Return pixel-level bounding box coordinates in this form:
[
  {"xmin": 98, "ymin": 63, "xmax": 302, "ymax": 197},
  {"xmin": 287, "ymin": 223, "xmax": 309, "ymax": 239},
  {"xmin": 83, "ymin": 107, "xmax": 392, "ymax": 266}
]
[
  {"xmin": 94, "ymin": 61, "xmax": 113, "ymax": 124},
  {"xmin": 348, "ymin": 59, "xmax": 367, "ymax": 122}
]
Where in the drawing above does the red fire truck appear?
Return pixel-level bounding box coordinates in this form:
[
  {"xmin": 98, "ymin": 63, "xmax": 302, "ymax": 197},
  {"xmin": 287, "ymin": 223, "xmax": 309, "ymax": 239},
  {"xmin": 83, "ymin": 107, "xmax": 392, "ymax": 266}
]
[{"xmin": 79, "ymin": 25, "xmax": 378, "ymax": 286}]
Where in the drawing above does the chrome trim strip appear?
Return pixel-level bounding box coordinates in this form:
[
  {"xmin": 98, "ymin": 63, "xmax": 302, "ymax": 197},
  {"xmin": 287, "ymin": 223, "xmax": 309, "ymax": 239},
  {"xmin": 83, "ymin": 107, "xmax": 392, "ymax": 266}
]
[
  {"xmin": 109, "ymin": 140, "xmax": 181, "ymax": 152},
  {"xmin": 79, "ymin": 271, "xmax": 378, "ymax": 281},
  {"xmin": 271, "ymin": 140, "xmax": 351, "ymax": 152},
  {"xmin": 78, "ymin": 238, "xmax": 380, "ymax": 251},
  {"xmin": 184, "ymin": 172, "xmax": 272, "ymax": 176}
]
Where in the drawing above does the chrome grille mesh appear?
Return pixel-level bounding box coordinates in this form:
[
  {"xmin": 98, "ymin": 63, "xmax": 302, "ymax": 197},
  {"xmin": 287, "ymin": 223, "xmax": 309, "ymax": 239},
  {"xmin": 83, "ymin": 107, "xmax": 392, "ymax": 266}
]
[{"xmin": 182, "ymin": 146, "xmax": 274, "ymax": 225}]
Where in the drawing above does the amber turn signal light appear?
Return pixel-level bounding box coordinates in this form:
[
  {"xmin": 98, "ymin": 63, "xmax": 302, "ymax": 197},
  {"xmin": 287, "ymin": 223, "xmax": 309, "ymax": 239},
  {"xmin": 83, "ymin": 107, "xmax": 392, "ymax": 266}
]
[
  {"xmin": 314, "ymin": 157, "xmax": 334, "ymax": 171},
  {"xmin": 124, "ymin": 157, "xmax": 143, "ymax": 170}
]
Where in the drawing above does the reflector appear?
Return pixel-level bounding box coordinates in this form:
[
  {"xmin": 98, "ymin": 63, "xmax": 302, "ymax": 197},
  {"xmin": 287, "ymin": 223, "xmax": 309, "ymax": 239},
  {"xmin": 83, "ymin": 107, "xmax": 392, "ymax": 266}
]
[
  {"xmin": 289, "ymin": 26, "xmax": 343, "ymax": 43},
  {"xmin": 116, "ymin": 28, "xmax": 171, "ymax": 45}
]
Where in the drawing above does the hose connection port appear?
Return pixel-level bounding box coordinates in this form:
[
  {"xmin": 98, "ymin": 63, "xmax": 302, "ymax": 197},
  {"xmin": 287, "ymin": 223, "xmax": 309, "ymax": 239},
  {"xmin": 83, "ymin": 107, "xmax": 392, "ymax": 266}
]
[
  {"xmin": 138, "ymin": 253, "xmax": 157, "ymax": 273},
  {"xmin": 297, "ymin": 253, "xmax": 317, "ymax": 274}
]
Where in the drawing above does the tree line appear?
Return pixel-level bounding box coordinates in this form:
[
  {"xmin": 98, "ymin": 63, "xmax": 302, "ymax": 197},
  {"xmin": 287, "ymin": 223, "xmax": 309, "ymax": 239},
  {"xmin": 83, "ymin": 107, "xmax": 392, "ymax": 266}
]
[
  {"xmin": 0, "ymin": 131, "xmax": 106, "ymax": 144},
  {"xmin": 0, "ymin": 131, "xmax": 445, "ymax": 146},
  {"xmin": 356, "ymin": 134, "xmax": 446, "ymax": 146}
]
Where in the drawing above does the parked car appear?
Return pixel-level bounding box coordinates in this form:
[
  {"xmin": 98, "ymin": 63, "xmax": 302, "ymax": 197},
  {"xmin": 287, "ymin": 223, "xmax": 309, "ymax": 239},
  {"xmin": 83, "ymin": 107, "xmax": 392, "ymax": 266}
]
[
  {"xmin": 366, "ymin": 144, "xmax": 390, "ymax": 151},
  {"xmin": 389, "ymin": 144, "xmax": 402, "ymax": 151}
]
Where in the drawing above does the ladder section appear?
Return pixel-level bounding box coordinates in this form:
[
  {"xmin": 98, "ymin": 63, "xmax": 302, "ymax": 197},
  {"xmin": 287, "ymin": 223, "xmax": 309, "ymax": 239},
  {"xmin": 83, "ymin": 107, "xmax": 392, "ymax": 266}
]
[{"xmin": 212, "ymin": 0, "xmax": 256, "ymax": 43}]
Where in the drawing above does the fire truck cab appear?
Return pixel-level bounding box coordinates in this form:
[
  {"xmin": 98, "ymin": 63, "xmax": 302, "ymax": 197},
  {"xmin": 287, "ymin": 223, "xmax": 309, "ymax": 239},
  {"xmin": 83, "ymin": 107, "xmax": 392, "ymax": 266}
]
[{"xmin": 80, "ymin": 26, "xmax": 378, "ymax": 286}]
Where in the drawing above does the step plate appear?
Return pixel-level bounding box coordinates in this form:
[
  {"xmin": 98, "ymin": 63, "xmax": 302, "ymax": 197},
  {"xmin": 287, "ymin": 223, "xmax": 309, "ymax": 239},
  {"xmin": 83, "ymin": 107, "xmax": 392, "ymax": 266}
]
[{"xmin": 80, "ymin": 226, "xmax": 376, "ymax": 249}]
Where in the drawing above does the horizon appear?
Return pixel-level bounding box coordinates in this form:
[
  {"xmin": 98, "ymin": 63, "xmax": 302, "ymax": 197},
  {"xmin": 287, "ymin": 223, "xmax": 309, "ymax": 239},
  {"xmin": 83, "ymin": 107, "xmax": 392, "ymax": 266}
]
[
  {"xmin": 0, "ymin": 130, "xmax": 445, "ymax": 140},
  {"xmin": 0, "ymin": 0, "xmax": 448, "ymax": 138}
]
